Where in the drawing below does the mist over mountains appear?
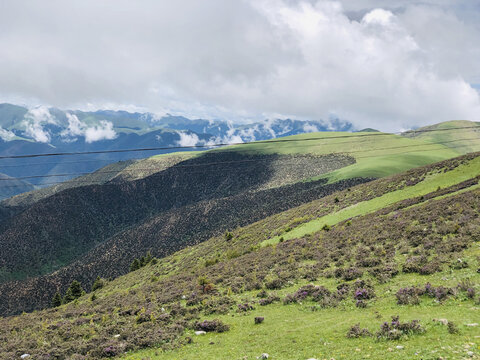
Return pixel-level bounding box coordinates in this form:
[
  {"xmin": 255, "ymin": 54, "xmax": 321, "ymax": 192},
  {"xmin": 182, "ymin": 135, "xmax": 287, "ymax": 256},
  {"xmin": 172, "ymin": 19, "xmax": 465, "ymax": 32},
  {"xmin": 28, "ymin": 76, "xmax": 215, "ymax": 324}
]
[{"xmin": 0, "ymin": 103, "xmax": 353, "ymax": 198}]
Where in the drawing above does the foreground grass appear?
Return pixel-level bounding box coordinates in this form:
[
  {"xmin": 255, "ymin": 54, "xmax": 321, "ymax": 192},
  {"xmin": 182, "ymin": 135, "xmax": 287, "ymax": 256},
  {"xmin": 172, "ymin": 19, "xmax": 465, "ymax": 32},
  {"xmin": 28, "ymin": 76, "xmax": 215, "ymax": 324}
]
[{"xmin": 125, "ymin": 270, "xmax": 480, "ymax": 360}]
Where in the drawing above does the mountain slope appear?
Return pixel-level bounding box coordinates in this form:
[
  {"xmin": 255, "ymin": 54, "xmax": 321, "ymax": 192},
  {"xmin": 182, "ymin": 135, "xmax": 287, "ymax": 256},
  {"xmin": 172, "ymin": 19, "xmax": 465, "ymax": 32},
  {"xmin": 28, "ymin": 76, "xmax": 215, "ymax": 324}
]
[
  {"xmin": 402, "ymin": 120, "xmax": 480, "ymax": 154},
  {"xmin": 0, "ymin": 152, "xmax": 479, "ymax": 359},
  {"xmin": 0, "ymin": 126, "xmax": 470, "ymax": 315}
]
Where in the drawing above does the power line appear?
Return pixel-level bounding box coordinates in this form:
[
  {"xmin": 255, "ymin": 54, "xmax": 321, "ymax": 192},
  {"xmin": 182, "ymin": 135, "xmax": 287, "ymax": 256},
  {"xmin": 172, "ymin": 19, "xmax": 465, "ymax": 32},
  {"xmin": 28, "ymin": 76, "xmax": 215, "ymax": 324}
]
[
  {"xmin": 0, "ymin": 124, "xmax": 478, "ymax": 161},
  {"xmin": 0, "ymin": 135, "xmax": 478, "ymax": 189}
]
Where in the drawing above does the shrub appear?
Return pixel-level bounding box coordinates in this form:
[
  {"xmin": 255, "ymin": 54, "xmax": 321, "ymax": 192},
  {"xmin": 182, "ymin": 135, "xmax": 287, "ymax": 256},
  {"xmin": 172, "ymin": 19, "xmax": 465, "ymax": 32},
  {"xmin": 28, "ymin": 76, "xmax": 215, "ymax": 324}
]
[
  {"xmin": 202, "ymin": 296, "xmax": 235, "ymax": 315},
  {"xmin": 255, "ymin": 317, "xmax": 264, "ymax": 324},
  {"xmin": 457, "ymin": 279, "xmax": 476, "ymax": 299},
  {"xmin": 129, "ymin": 258, "xmax": 141, "ymax": 272},
  {"xmin": 265, "ymin": 277, "xmax": 286, "ymax": 290},
  {"xmin": 424, "ymin": 283, "xmax": 453, "ymax": 302},
  {"xmin": 257, "ymin": 289, "xmax": 268, "ymax": 298},
  {"xmin": 224, "ymin": 231, "xmax": 233, "ymax": 241},
  {"xmin": 353, "ymin": 287, "xmax": 375, "ymax": 301},
  {"xmin": 418, "ymin": 260, "xmax": 442, "ymax": 275},
  {"xmin": 342, "ymin": 267, "xmax": 363, "ymax": 281},
  {"xmin": 376, "ymin": 316, "xmax": 424, "ymax": 340},
  {"xmin": 205, "ymin": 258, "xmax": 219, "ymax": 267},
  {"xmin": 395, "ymin": 286, "xmax": 421, "ymax": 305},
  {"xmin": 198, "ymin": 276, "xmax": 214, "ymax": 294},
  {"xmin": 51, "ymin": 292, "xmax": 62, "ymax": 307},
  {"xmin": 259, "ymin": 294, "xmax": 280, "ymax": 306},
  {"xmin": 283, "ymin": 285, "xmax": 337, "ymax": 307},
  {"xmin": 237, "ymin": 302, "xmax": 255, "ymax": 312},
  {"xmin": 91, "ymin": 276, "xmax": 105, "ymax": 292},
  {"xmin": 194, "ymin": 319, "xmax": 230, "ymax": 333},
  {"xmin": 346, "ymin": 324, "xmax": 371, "ymax": 338},
  {"xmin": 402, "ymin": 255, "xmax": 427, "ymax": 273}
]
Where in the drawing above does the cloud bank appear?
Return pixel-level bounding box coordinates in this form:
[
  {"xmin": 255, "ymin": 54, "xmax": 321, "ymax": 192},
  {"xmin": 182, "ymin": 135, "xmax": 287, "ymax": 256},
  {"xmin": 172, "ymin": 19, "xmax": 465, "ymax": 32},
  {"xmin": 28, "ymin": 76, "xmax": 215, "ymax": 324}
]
[
  {"xmin": 62, "ymin": 113, "xmax": 117, "ymax": 143},
  {"xmin": 0, "ymin": 0, "xmax": 479, "ymax": 131}
]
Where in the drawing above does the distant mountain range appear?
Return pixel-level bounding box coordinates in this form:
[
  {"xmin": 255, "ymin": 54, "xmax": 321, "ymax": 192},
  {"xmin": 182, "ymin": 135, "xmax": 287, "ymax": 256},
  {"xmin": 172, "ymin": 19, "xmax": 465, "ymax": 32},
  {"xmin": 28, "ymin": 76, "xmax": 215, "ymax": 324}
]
[{"xmin": 0, "ymin": 103, "xmax": 354, "ymax": 198}]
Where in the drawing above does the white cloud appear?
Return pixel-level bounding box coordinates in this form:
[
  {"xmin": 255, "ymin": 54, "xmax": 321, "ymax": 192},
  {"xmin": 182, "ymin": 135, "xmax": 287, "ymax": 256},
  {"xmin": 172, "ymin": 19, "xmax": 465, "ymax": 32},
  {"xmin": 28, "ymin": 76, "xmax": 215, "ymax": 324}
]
[
  {"xmin": 303, "ymin": 123, "xmax": 319, "ymax": 133},
  {"xmin": 84, "ymin": 121, "xmax": 116, "ymax": 143},
  {"xmin": 0, "ymin": 127, "xmax": 15, "ymax": 141},
  {"xmin": 22, "ymin": 106, "xmax": 57, "ymax": 143},
  {"xmin": 176, "ymin": 131, "xmax": 200, "ymax": 147},
  {"xmin": 61, "ymin": 113, "xmax": 117, "ymax": 143},
  {"xmin": 0, "ymin": 1, "xmax": 479, "ymax": 131}
]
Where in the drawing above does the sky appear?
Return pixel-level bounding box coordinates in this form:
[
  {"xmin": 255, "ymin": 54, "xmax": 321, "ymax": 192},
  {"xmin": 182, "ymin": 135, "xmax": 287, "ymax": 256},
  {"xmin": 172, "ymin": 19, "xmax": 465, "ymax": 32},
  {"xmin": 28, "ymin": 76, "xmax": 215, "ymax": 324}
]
[{"xmin": 0, "ymin": 0, "xmax": 479, "ymax": 131}]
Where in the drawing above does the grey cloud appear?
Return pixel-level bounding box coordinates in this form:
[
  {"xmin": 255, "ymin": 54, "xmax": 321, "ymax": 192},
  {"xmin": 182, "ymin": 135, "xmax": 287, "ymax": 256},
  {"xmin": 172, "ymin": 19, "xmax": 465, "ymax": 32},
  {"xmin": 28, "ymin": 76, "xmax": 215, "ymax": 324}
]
[{"xmin": 0, "ymin": 0, "xmax": 479, "ymax": 131}]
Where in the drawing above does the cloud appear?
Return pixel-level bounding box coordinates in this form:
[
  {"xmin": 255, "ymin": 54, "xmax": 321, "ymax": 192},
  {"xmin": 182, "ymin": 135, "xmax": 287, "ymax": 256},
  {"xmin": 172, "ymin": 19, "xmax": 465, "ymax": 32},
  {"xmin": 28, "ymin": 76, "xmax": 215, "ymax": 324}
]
[
  {"xmin": 0, "ymin": 1, "xmax": 479, "ymax": 131},
  {"xmin": 0, "ymin": 127, "xmax": 15, "ymax": 141},
  {"xmin": 61, "ymin": 113, "xmax": 117, "ymax": 143},
  {"xmin": 84, "ymin": 121, "xmax": 116, "ymax": 143},
  {"xmin": 22, "ymin": 106, "xmax": 57, "ymax": 143},
  {"xmin": 176, "ymin": 131, "xmax": 200, "ymax": 147},
  {"xmin": 303, "ymin": 123, "xmax": 319, "ymax": 133}
]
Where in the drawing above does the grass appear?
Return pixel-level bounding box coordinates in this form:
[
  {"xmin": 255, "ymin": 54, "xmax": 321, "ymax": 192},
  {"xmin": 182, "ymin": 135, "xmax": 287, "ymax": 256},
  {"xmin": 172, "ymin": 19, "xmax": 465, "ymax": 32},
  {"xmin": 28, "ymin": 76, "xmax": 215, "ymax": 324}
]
[
  {"xmin": 261, "ymin": 156, "xmax": 480, "ymax": 247},
  {"xmin": 403, "ymin": 120, "xmax": 480, "ymax": 154},
  {"xmin": 216, "ymin": 131, "xmax": 459, "ymax": 183},
  {"xmin": 125, "ymin": 264, "xmax": 480, "ymax": 360}
]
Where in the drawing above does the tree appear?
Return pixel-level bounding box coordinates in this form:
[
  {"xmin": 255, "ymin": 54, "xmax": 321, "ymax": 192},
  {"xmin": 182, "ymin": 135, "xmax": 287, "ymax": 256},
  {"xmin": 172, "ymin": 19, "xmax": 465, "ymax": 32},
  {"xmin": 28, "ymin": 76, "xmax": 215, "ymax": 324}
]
[
  {"xmin": 91, "ymin": 276, "xmax": 104, "ymax": 292},
  {"xmin": 63, "ymin": 280, "xmax": 84, "ymax": 303},
  {"xmin": 144, "ymin": 251, "xmax": 153, "ymax": 265},
  {"xmin": 130, "ymin": 258, "xmax": 141, "ymax": 272},
  {"xmin": 51, "ymin": 292, "xmax": 62, "ymax": 307}
]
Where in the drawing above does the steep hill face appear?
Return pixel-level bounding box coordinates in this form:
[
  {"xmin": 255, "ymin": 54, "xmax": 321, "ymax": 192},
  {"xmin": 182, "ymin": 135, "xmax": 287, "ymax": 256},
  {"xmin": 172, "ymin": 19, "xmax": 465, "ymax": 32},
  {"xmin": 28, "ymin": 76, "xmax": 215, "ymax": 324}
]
[
  {"xmin": 0, "ymin": 153, "xmax": 479, "ymax": 359},
  {"xmin": 0, "ymin": 152, "xmax": 358, "ymax": 311}
]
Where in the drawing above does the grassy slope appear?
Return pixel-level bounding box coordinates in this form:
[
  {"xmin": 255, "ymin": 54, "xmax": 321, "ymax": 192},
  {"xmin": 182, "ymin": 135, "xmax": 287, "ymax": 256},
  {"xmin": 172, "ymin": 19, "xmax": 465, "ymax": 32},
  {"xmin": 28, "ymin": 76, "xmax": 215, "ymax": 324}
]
[
  {"xmin": 130, "ymin": 271, "xmax": 480, "ymax": 360},
  {"xmin": 2, "ymin": 153, "xmax": 479, "ymax": 359},
  {"xmin": 403, "ymin": 120, "xmax": 480, "ymax": 154},
  {"xmin": 220, "ymin": 131, "xmax": 459, "ymax": 182},
  {"xmin": 124, "ymin": 154, "xmax": 480, "ymax": 360},
  {"xmin": 261, "ymin": 155, "xmax": 480, "ymax": 247}
]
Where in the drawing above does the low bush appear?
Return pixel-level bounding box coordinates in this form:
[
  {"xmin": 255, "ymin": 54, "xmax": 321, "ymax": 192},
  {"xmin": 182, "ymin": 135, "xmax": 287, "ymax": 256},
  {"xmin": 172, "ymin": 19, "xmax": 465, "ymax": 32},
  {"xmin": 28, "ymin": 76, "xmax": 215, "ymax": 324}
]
[
  {"xmin": 346, "ymin": 324, "xmax": 371, "ymax": 338},
  {"xmin": 194, "ymin": 319, "xmax": 230, "ymax": 333},
  {"xmin": 376, "ymin": 316, "xmax": 424, "ymax": 340},
  {"xmin": 258, "ymin": 294, "xmax": 280, "ymax": 306}
]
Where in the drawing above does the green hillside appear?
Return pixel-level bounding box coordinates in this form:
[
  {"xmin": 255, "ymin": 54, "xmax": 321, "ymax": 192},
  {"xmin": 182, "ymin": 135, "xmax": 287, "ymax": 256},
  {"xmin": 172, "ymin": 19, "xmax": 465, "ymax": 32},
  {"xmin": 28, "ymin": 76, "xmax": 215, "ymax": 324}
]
[
  {"xmin": 1, "ymin": 152, "xmax": 479, "ymax": 359},
  {"xmin": 403, "ymin": 120, "xmax": 480, "ymax": 154},
  {"xmin": 219, "ymin": 130, "xmax": 459, "ymax": 181}
]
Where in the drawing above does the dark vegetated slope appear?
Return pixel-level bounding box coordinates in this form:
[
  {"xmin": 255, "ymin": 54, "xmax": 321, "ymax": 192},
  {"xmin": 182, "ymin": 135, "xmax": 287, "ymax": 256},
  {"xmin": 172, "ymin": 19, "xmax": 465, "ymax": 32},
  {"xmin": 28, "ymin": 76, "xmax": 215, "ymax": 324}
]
[
  {"xmin": 0, "ymin": 153, "xmax": 356, "ymax": 311},
  {"xmin": 0, "ymin": 154, "xmax": 479, "ymax": 359},
  {"xmin": 0, "ymin": 173, "xmax": 366, "ymax": 315},
  {"xmin": 0, "ymin": 153, "xmax": 197, "ymax": 222}
]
